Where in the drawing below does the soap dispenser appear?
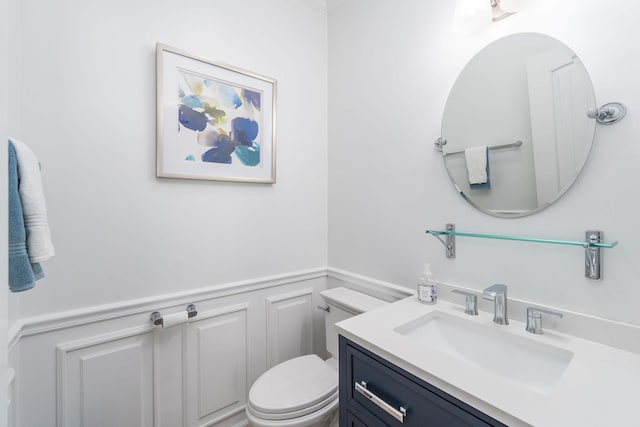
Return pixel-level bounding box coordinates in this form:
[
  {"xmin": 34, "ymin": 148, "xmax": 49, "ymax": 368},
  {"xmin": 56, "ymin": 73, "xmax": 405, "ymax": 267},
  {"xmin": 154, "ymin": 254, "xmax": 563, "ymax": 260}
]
[{"xmin": 417, "ymin": 263, "xmax": 437, "ymax": 304}]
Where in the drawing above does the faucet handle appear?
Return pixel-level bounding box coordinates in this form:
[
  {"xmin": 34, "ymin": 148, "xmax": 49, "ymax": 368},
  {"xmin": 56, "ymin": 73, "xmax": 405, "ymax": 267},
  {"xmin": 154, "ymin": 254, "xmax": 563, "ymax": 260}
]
[
  {"xmin": 451, "ymin": 290, "xmax": 478, "ymax": 316},
  {"xmin": 526, "ymin": 307, "xmax": 563, "ymax": 335}
]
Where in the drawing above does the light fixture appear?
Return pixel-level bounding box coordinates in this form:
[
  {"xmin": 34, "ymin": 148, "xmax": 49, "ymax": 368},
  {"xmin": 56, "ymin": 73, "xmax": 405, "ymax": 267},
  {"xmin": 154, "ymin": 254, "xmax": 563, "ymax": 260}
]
[
  {"xmin": 453, "ymin": 0, "xmax": 520, "ymax": 32},
  {"xmin": 491, "ymin": 0, "xmax": 516, "ymax": 21}
]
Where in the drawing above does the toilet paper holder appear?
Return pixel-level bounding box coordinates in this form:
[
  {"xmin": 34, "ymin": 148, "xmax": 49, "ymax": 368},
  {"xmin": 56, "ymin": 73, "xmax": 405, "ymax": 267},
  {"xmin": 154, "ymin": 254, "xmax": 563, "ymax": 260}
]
[{"xmin": 150, "ymin": 304, "xmax": 198, "ymax": 326}]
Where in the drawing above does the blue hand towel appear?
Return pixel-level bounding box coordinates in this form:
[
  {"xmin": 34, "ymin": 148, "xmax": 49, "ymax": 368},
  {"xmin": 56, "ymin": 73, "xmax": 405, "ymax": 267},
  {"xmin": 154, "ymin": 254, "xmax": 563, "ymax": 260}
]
[{"xmin": 8, "ymin": 141, "xmax": 43, "ymax": 292}]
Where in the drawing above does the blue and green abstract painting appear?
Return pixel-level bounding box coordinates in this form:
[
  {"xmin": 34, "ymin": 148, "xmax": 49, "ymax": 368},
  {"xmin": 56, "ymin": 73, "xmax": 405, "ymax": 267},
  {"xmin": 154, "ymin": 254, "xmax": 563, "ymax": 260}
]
[{"xmin": 177, "ymin": 70, "xmax": 262, "ymax": 167}]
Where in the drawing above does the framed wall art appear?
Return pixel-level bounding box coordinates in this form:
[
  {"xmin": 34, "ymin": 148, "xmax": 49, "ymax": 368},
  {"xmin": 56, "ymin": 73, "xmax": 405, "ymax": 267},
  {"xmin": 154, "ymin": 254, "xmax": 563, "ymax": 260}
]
[{"xmin": 156, "ymin": 43, "xmax": 276, "ymax": 183}]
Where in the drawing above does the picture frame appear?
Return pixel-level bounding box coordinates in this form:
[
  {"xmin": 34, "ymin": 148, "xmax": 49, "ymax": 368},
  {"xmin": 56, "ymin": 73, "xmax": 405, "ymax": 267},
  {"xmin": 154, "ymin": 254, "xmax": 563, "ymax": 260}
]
[{"xmin": 156, "ymin": 43, "xmax": 277, "ymax": 183}]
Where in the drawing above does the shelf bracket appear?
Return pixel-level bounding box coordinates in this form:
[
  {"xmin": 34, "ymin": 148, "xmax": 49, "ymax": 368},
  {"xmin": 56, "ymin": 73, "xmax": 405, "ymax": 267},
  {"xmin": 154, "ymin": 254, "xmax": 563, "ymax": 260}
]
[
  {"xmin": 585, "ymin": 231, "xmax": 603, "ymax": 280},
  {"xmin": 429, "ymin": 223, "xmax": 456, "ymax": 258}
]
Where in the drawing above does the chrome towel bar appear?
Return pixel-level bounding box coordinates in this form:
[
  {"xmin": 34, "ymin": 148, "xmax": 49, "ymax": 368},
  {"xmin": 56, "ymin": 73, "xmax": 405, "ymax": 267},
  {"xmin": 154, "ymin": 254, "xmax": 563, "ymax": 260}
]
[{"xmin": 437, "ymin": 139, "xmax": 523, "ymax": 156}]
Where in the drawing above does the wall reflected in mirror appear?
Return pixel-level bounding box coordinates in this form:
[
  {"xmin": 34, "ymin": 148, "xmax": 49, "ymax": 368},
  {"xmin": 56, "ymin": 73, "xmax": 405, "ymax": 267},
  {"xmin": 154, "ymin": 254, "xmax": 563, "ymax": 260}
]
[{"xmin": 441, "ymin": 33, "xmax": 596, "ymax": 217}]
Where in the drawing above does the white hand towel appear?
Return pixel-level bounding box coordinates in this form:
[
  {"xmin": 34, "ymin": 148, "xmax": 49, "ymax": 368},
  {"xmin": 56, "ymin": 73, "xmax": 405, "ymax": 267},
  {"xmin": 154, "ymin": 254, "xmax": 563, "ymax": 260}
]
[
  {"xmin": 464, "ymin": 145, "xmax": 488, "ymax": 184},
  {"xmin": 9, "ymin": 137, "xmax": 55, "ymax": 263}
]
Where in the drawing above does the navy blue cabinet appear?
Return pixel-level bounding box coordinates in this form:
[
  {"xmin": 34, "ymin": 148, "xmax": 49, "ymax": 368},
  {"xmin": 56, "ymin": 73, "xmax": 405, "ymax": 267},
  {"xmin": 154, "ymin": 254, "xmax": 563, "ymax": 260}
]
[{"xmin": 339, "ymin": 336, "xmax": 507, "ymax": 427}]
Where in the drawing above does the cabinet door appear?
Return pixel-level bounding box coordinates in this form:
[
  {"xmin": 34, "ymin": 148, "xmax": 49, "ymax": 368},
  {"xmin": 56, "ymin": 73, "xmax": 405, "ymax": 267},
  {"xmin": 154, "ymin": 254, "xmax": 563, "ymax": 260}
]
[{"xmin": 340, "ymin": 336, "xmax": 507, "ymax": 427}]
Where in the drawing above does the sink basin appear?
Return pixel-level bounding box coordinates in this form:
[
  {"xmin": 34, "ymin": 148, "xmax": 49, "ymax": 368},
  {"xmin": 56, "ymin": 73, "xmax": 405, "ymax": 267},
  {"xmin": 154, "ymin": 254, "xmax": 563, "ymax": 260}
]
[{"xmin": 394, "ymin": 311, "xmax": 573, "ymax": 395}]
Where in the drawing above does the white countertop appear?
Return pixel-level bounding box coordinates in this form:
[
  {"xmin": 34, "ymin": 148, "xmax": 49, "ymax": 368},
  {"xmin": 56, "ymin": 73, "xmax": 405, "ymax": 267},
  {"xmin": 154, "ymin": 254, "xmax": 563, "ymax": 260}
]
[{"xmin": 336, "ymin": 296, "xmax": 640, "ymax": 427}]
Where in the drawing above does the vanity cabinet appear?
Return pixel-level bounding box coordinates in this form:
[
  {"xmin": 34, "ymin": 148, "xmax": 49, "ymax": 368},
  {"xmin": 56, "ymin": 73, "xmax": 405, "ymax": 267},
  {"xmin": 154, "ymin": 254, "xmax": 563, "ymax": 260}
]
[{"xmin": 339, "ymin": 336, "xmax": 507, "ymax": 427}]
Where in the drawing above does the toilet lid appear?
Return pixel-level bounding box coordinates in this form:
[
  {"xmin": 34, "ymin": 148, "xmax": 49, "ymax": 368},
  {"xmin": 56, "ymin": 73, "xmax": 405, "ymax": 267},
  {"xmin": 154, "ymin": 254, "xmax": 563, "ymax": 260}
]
[{"xmin": 249, "ymin": 354, "xmax": 338, "ymax": 415}]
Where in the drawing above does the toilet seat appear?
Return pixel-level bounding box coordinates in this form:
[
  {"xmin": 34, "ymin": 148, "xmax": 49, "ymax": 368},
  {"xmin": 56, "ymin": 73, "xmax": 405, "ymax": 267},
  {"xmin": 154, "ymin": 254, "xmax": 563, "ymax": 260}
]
[
  {"xmin": 248, "ymin": 354, "xmax": 338, "ymax": 421},
  {"xmin": 247, "ymin": 390, "xmax": 338, "ymax": 421}
]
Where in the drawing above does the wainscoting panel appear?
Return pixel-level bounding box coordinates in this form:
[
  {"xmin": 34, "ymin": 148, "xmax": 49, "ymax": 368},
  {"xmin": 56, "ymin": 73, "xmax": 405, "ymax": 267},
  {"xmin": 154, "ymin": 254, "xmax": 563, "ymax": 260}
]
[
  {"xmin": 56, "ymin": 326, "xmax": 155, "ymax": 427},
  {"xmin": 10, "ymin": 270, "xmax": 413, "ymax": 426},
  {"xmin": 266, "ymin": 288, "xmax": 314, "ymax": 368},
  {"xmin": 185, "ymin": 303, "xmax": 249, "ymax": 427}
]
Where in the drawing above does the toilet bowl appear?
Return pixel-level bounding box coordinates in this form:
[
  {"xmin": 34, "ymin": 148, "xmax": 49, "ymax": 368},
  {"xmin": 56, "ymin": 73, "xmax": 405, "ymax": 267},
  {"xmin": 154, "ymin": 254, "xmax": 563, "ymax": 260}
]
[
  {"xmin": 246, "ymin": 354, "xmax": 339, "ymax": 427},
  {"xmin": 246, "ymin": 287, "xmax": 387, "ymax": 427}
]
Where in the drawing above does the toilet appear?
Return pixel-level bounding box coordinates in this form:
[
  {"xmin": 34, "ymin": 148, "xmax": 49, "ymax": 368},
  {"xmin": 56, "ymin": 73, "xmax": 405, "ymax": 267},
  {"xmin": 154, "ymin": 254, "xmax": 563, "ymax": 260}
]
[{"xmin": 246, "ymin": 287, "xmax": 387, "ymax": 427}]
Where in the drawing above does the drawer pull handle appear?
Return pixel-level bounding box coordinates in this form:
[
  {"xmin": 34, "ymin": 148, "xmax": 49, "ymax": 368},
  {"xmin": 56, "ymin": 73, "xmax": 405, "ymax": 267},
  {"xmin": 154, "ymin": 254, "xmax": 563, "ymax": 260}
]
[{"xmin": 355, "ymin": 381, "xmax": 407, "ymax": 423}]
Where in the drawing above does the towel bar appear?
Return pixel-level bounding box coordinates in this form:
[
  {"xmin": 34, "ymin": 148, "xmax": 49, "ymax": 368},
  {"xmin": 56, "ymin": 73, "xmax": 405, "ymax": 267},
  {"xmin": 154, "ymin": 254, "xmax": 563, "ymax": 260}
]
[{"xmin": 434, "ymin": 138, "xmax": 523, "ymax": 155}]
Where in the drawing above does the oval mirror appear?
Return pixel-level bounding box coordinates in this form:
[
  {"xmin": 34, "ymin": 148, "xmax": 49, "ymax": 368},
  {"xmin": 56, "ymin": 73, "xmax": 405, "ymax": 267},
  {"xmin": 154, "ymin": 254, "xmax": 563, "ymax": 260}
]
[{"xmin": 441, "ymin": 33, "xmax": 596, "ymax": 217}]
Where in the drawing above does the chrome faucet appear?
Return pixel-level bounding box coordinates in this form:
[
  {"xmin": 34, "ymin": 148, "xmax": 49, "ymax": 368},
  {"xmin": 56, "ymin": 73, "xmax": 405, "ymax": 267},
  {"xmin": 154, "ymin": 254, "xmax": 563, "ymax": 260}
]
[{"xmin": 482, "ymin": 284, "xmax": 509, "ymax": 325}]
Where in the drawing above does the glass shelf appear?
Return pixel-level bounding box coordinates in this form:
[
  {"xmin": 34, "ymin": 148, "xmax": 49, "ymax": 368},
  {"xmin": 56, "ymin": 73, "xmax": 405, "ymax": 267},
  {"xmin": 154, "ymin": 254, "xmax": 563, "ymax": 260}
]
[
  {"xmin": 425, "ymin": 229, "xmax": 618, "ymax": 249},
  {"xmin": 425, "ymin": 224, "xmax": 617, "ymax": 280}
]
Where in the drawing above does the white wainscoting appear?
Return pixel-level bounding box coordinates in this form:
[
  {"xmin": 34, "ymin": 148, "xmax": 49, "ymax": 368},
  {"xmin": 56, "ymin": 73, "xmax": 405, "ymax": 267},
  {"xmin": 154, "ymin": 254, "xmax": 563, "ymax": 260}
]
[
  {"xmin": 56, "ymin": 325, "xmax": 156, "ymax": 427},
  {"xmin": 266, "ymin": 288, "xmax": 314, "ymax": 368},
  {"xmin": 8, "ymin": 268, "xmax": 412, "ymax": 427},
  {"xmin": 185, "ymin": 303, "xmax": 249, "ymax": 427},
  {"xmin": 9, "ymin": 269, "xmax": 330, "ymax": 427}
]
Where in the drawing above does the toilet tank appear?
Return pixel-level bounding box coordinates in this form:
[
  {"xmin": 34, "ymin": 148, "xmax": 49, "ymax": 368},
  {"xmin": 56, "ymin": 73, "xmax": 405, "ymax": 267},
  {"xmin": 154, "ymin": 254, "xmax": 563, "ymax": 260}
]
[{"xmin": 320, "ymin": 287, "xmax": 387, "ymax": 358}]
